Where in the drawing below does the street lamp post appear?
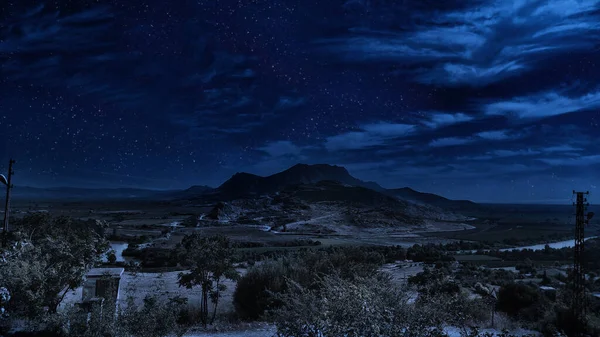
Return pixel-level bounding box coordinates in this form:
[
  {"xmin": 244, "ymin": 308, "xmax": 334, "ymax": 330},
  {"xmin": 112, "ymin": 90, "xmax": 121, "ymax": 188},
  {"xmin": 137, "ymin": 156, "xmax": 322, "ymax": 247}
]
[{"xmin": 1, "ymin": 159, "xmax": 15, "ymax": 249}]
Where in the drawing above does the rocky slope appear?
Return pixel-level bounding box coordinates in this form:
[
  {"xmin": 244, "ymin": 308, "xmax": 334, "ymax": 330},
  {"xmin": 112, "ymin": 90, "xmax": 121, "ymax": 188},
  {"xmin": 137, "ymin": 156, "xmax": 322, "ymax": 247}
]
[{"xmin": 198, "ymin": 181, "xmax": 469, "ymax": 234}]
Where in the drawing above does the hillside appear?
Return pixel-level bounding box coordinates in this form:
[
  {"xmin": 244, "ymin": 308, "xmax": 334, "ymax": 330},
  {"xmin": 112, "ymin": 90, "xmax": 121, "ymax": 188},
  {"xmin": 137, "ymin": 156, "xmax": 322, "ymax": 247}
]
[
  {"xmin": 198, "ymin": 180, "xmax": 469, "ymax": 233},
  {"xmin": 387, "ymin": 187, "xmax": 480, "ymax": 212},
  {"xmin": 215, "ymin": 164, "xmax": 385, "ymax": 200},
  {"xmin": 208, "ymin": 164, "xmax": 477, "ymax": 213}
]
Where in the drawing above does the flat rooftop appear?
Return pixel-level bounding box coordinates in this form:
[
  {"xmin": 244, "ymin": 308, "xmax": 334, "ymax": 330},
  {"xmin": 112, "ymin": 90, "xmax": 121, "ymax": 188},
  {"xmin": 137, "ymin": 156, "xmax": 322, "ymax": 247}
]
[{"xmin": 86, "ymin": 268, "xmax": 125, "ymax": 278}]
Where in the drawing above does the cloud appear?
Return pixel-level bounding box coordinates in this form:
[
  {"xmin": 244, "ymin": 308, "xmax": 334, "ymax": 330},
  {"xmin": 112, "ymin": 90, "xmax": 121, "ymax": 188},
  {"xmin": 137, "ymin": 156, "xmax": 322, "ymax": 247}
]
[
  {"xmin": 416, "ymin": 61, "xmax": 526, "ymax": 87},
  {"xmin": 276, "ymin": 97, "xmax": 306, "ymax": 109},
  {"xmin": 456, "ymin": 148, "xmax": 542, "ymax": 161},
  {"xmin": 544, "ymin": 145, "xmax": 583, "ymax": 152},
  {"xmin": 485, "ymin": 89, "xmax": 600, "ymax": 119},
  {"xmin": 429, "ymin": 137, "xmax": 474, "ymax": 147},
  {"xmin": 317, "ymin": 0, "xmax": 600, "ymax": 86},
  {"xmin": 537, "ymin": 155, "xmax": 600, "ymax": 166},
  {"xmin": 258, "ymin": 141, "xmax": 302, "ymax": 157},
  {"xmin": 476, "ymin": 129, "xmax": 515, "ymax": 140},
  {"xmin": 423, "ymin": 113, "xmax": 474, "ymax": 128},
  {"xmin": 493, "ymin": 149, "xmax": 541, "ymax": 157},
  {"xmin": 325, "ymin": 122, "xmax": 415, "ymax": 151}
]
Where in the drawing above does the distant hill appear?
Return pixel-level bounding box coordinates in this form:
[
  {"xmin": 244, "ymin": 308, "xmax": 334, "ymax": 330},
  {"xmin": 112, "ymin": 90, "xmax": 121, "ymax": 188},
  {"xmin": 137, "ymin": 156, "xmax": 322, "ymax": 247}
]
[
  {"xmin": 215, "ymin": 163, "xmax": 385, "ymax": 199},
  {"xmin": 10, "ymin": 186, "xmax": 180, "ymax": 201},
  {"xmin": 387, "ymin": 187, "xmax": 479, "ymax": 211},
  {"xmin": 209, "ymin": 163, "xmax": 477, "ymax": 211}
]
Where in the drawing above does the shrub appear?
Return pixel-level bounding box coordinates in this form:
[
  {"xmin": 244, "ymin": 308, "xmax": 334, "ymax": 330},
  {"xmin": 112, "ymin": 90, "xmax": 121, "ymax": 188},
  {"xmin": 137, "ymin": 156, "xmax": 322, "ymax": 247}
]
[
  {"xmin": 270, "ymin": 273, "xmax": 494, "ymax": 337},
  {"xmin": 233, "ymin": 246, "xmax": 389, "ymax": 320},
  {"xmin": 496, "ymin": 282, "xmax": 550, "ymax": 323},
  {"xmin": 233, "ymin": 259, "xmax": 289, "ymax": 320},
  {"xmin": 107, "ymin": 251, "xmax": 117, "ymax": 264}
]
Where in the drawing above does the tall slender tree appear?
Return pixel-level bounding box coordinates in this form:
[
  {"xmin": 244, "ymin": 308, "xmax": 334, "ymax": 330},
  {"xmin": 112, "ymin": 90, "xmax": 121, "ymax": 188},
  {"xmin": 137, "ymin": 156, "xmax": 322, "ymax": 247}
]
[{"xmin": 176, "ymin": 234, "xmax": 239, "ymax": 327}]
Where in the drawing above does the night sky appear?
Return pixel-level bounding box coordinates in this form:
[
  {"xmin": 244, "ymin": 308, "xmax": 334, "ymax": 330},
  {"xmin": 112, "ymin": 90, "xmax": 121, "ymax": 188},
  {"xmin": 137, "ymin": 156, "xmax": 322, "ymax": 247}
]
[{"xmin": 1, "ymin": 0, "xmax": 599, "ymax": 203}]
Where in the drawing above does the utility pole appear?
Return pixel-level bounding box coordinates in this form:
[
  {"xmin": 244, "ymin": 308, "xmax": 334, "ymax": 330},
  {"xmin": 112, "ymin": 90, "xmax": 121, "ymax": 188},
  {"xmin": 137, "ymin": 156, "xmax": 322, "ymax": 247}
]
[
  {"xmin": 2, "ymin": 159, "xmax": 15, "ymax": 249},
  {"xmin": 572, "ymin": 191, "xmax": 593, "ymax": 337}
]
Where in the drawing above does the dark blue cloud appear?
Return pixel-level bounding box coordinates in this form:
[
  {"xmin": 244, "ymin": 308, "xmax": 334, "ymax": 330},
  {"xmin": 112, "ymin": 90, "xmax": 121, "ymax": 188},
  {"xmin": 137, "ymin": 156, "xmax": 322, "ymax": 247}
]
[
  {"xmin": 316, "ymin": 0, "xmax": 600, "ymax": 87},
  {"xmin": 484, "ymin": 88, "xmax": 600, "ymax": 119}
]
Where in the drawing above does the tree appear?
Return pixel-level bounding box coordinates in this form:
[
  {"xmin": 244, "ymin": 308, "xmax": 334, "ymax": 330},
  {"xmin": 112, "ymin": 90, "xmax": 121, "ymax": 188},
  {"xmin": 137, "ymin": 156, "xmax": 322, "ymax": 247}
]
[
  {"xmin": 0, "ymin": 213, "xmax": 109, "ymax": 319},
  {"xmin": 496, "ymin": 282, "xmax": 548, "ymax": 322},
  {"xmin": 107, "ymin": 250, "xmax": 117, "ymax": 264},
  {"xmin": 176, "ymin": 234, "xmax": 239, "ymax": 327}
]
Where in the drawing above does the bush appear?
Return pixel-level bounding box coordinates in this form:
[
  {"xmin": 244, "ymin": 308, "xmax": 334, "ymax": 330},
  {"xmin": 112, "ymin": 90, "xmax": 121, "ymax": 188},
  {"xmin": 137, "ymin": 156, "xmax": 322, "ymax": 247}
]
[
  {"xmin": 496, "ymin": 282, "xmax": 550, "ymax": 323},
  {"xmin": 233, "ymin": 246, "xmax": 390, "ymax": 320},
  {"xmin": 270, "ymin": 273, "xmax": 496, "ymax": 337},
  {"xmin": 107, "ymin": 251, "xmax": 117, "ymax": 264},
  {"xmin": 233, "ymin": 259, "xmax": 289, "ymax": 320}
]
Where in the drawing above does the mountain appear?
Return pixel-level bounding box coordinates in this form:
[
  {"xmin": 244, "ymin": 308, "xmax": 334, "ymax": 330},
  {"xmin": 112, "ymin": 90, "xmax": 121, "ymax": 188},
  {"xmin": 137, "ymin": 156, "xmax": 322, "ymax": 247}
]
[
  {"xmin": 387, "ymin": 187, "xmax": 479, "ymax": 211},
  {"xmin": 10, "ymin": 186, "xmax": 180, "ymax": 201},
  {"xmin": 281, "ymin": 180, "xmax": 401, "ymax": 207},
  {"xmin": 215, "ymin": 163, "xmax": 385, "ymax": 199},
  {"xmin": 207, "ymin": 164, "xmax": 478, "ymax": 213},
  {"xmin": 197, "ymin": 180, "xmax": 469, "ymax": 232}
]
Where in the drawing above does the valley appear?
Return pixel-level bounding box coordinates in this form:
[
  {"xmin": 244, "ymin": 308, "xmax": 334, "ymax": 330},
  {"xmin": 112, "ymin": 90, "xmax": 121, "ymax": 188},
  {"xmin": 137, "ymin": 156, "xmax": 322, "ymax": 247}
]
[
  {"xmin": 4, "ymin": 163, "xmax": 598, "ymax": 337},
  {"xmin": 9, "ymin": 164, "xmax": 596, "ymax": 267}
]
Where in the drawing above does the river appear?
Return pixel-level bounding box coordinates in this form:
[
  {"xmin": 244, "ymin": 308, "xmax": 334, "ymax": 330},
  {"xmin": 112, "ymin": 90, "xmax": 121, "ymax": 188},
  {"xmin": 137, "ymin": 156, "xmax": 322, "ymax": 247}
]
[
  {"xmin": 466, "ymin": 236, "xmax": 599, "ymax": 254},
  {"xmin": 103, "ymin": 241, "xmax": 135, "ymax": 263}
]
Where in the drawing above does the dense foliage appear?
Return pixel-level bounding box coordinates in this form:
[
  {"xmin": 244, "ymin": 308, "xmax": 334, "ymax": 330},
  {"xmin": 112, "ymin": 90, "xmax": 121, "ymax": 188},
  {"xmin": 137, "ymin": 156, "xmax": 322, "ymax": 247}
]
[
  {"xmin": 233, "ymin": 246, "xmax": 389, "ymax": 320},
  {"xmin": 0, "ymin": 214, "xmax": 108, "ymax": 324}
]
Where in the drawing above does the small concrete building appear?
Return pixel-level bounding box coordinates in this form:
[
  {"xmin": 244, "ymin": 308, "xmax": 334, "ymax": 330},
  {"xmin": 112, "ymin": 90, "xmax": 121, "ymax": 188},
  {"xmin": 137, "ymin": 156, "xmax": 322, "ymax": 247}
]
[{"xmin": 81, "ymin": 268, "xmax": 124, "ymax": 312}]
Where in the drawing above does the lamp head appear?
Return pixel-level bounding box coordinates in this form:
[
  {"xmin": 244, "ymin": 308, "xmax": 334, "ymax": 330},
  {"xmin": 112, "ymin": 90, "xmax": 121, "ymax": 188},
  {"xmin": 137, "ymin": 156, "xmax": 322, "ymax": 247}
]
[{"xmin": 0, "ymin": 174, "xmax": 7, "ymax": 186}]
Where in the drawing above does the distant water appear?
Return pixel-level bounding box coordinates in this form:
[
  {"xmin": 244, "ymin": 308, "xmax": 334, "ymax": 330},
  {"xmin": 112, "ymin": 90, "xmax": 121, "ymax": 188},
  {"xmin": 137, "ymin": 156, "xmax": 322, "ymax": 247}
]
[
  {"xmin": 103, "ymin": 241, "xmax": 131, "ymax": 262},
  {"xmin": 500, "ymin": 236, "xmax": 599, "ymax": 252},
  {"xmin": 466, "ymin": 236, "xmax": 599, "ymax": 254}
]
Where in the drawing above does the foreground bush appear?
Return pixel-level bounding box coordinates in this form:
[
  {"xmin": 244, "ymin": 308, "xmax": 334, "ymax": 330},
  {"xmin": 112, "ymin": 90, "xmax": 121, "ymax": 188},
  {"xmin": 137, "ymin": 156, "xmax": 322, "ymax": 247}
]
[
  {"xmin": 233, "ymin": 247, "xmax": 387, "ymax": 320},
  {"xmin": 270, "ymin": 273, "xmax": 434, "ymax": 337},
  {"xmin": 496, "ymin": 282, "xmax": 550, "ymax": 322},
  {"xmin": 233, "ymin": 259, "xmax": 289, "ymax": 320},
  {"xmin": 41, "ymin": 294, "xmax": 189, "ymax": 337},
  {"xmin": 269, "ymin": 273, "xmax": 528, "ymax": 337}
]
